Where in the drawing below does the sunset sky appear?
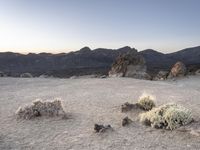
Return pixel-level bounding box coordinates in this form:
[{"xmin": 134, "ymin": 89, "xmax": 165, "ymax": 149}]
[{"xmin": 0, "ymin": 0, "xmax": 199, "ymax": 53}]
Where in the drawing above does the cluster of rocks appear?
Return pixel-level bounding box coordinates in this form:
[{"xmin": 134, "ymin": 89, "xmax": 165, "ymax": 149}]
[
  {"xmin": 154, "ymin": 61, "xmax": 190, "ymax": 80},
  {"xmin": 109, "ymin": 51, "xmax": 151, "ymax": 80},
  {"xmin": 109, "ymin": 50, "xmax": 200, "ymax": 80}
]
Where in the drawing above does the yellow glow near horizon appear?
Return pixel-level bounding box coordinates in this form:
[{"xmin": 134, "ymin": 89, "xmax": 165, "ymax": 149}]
[{"xmin": 0, "ymin": 18, "xmax": 199, "ymax": 54}]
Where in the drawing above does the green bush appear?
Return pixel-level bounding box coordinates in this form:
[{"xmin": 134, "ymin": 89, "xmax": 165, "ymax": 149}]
[
  {"xmin": 139, "ymin": 103, "xmax": 193, "ymax": 130},
  {"xmin": 138, "ymin": 96, "xmax": 155, "ymax": 111}
]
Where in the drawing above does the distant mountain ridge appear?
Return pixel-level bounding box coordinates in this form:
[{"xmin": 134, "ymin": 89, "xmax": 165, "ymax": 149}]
[
  {"xmin": 0, "ymin": 46, "xmax": 199, "ymax": 77},
  {"xmin": 141, "ymin": 46, "xmax": 200, "ymax": 73}
]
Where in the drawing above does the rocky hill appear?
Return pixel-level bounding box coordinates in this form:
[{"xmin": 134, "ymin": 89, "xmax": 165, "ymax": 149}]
[
  {"xmin": 141, "ymin": 46, "xmax": 200, "ymax": 74},
  {"xmin": 0, "ymin": 46, "xmax": 136, "ymax": 77},
  {"xmin": 0, "ymin": 46, "xmax": 199, "ymax": 77}
]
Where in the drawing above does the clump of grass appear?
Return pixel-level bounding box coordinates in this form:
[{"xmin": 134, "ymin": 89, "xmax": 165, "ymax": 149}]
[
  {"xmin": 139, "ymin": 103, "xmax": 193, "ymax": 130},
  {"xmin": 16, "ymin": 99, "xmax": 66, "ymax": 119},
  {"xmin": 137, "ymin": 95, "xmax": 156, "ymax": 111}
]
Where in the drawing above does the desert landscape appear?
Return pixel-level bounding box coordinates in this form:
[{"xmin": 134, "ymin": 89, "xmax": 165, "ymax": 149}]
[
  {"xmin": 1, "ymin": 1, "xmax": 200, "ymax": 149},
  {"xmin": 1, "ymin": 76, "xmax": 200, "ymax": 150}
]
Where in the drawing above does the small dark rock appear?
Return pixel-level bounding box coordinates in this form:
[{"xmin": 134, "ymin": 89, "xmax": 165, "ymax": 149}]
[
  {"xmin": 100, "ymin": 75, "xmax": 107, "ymax": 78},
  {"xmin": 121, "ymin": 102, "xmax": 141, "ymax": 112},
  {"xmin": 94, "ymin": 124, "xmax": 112, "ymax": 133},
  {"xmin": 122, "ymin": 116, "xmax": 133, "ymax": 126}
]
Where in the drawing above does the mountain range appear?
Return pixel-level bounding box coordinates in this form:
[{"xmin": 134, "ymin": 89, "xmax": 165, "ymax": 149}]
[{"xmin": 0, "ymin": 46, "xmax": 199, "ymax": 77}]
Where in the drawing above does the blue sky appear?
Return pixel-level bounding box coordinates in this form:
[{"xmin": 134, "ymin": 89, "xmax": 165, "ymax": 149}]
[{"xmin": 0, "ymin": 0, "xmax": 199, "ymax": 53}]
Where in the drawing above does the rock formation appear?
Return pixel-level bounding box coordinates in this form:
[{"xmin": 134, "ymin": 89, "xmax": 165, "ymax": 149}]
[
  {"xmin": 20, "ymin": 73, "xmax": 33, "ymax": 78},
  {"xmin": 109, "ymin": 51, "xmax": 151, "ymax": 80},
  {"xmin": 168, "ymin": 61, "xmax": 187, "ymax": 78},
  {"xmin": 154, "ymin": 71, "xmax": 169, "ymax": 80}
]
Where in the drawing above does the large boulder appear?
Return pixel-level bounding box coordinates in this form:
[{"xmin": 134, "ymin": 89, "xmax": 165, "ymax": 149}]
[
  {"xmin": 168, "ymin": 61, "xmax": 187, "ymax": 78},
  {"xmin": 109, "ymin": 51, "xmax": 151, "ymax": 80}
]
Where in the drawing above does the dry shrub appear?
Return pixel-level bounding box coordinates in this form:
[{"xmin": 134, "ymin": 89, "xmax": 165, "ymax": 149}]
[
  {"xmin": 16, "ymin": 99, "xmax": 66, "ymax": 119},
  {"xmin": 138, "ymin": 95, "xmax": 155, "ymax": 111},
  {"xmin": 140, "ymin": 103, "xmax": 193, "ymax": 130}
]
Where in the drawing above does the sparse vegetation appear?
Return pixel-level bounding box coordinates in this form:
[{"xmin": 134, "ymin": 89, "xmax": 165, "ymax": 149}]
[
  {"xmin": 16, "ymin": 99, "xmax": 66, "ymax": 119},
  {"xmin": 139, "ymin": 103, "xmax": 193, "ymax": 130},
  {"xmin": 137, "ymin": 95, "xmax": 156, "ymax": 111}
]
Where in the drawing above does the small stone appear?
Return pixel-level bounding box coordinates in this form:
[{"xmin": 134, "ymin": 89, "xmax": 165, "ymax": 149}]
[
  {"xmin": 121, "ymin": 102, "xmax": 141, "ymax": 112},
  {"xmin": 94, "ymin": 124, "xmax": 112, "ymax": 133},
  {"xmin": 190, "ymin": 130, "xmax": 200, "ymax": 137},
  {"xmin": 122, "ymin": 117, "xmax": 133, "ymax": 126}
]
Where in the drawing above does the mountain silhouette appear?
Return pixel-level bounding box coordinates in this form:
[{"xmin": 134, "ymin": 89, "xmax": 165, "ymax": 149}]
[{"xmin": 0, "ymin": 46, "xmax": 199, "ymax": 77}]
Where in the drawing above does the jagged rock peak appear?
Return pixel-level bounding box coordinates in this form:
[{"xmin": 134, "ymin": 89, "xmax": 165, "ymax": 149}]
[
  {"xmin": 117, "ymin": 46, "xmax": 137, "ymax": 53},
  {"xmin": 79, "ymin": 46, "xmax": 91, "ymax": 52}
]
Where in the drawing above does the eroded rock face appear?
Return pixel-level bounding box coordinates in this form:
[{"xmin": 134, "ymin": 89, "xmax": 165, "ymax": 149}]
[
  {"xmin": 109, "ymin": 51, "xmax": 151, "ymax": 80},
  {"xmin": 168, "ymin": 61, "xmax": 187, "ymax": 78}
]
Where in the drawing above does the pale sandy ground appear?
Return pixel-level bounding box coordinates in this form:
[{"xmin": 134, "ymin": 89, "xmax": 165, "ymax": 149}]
[{"xmin": 0, "ymin": 76, "xmax": 200, "ymax": 150}]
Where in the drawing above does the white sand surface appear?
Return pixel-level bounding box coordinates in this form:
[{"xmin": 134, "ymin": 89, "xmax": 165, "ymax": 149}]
[{"xmin": 0, "ymin": 76, "xmax": 200, "ymax": 150}]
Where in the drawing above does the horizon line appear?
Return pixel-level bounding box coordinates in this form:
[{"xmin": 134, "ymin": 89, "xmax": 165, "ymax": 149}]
[{"xmin": 0, "ymin": 45, "xmax": 199, "ymax": 55}]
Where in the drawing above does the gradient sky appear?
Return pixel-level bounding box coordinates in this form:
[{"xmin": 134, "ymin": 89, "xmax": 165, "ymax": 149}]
[{"xmin": 0, "ymin": 0, "xmax": 199, "ymax": 53}]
